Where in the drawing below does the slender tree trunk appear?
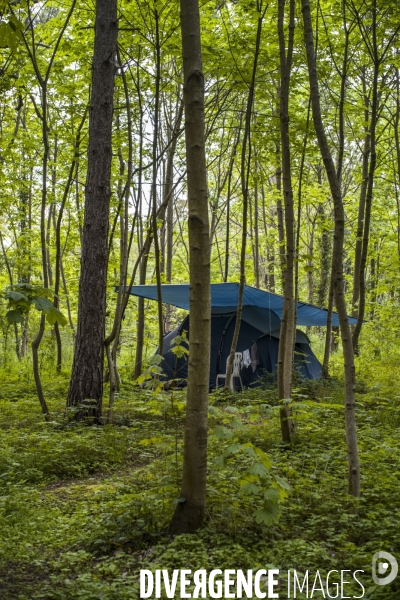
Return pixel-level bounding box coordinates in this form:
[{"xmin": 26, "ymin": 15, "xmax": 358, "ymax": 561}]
[
  {"xmin": 169, "ymin": 0, "xmax": 211, "ymax": 534},
  {"xmin": 275, "ymin": 147, "xmax": 286, "ymax": 288},
  {"xmin": 134, "ymin": 246, "xmax": 150, "ymax": 378},
  {"xmin": 352, "ymin": 10, "xmax": 379, "ymax": 352},
  {"xmin": 151, "ymin": 8, "xmax": 164, "ymax": 358},
  {"xmin": 66, "ymin": 0, "xmax": 118, "ymax": 421},
  {"xmin": 302, "ymin": 0, "xmax": 360, "ymax": 497},
  {"xmin": 322, "ymin": 273, "xmax": 334, "ymax": 378},
  {"xmin": 369, "ymin": 242, "xmax": 378, "ymax": 321},
  {"xmin": 352, "ymin": 71, "xmax": 370, "ymax": 313},
  {"xmin": 225, "ymin": 2, "xmax": 265, "ymax": 388},
  {"xmin": 318, "ymin": 204, "xmax": 330, "ymax": 307},
  {"xmin": 164, "ymin": 101, "xmax": 183, "ymax": 332},
  {"xmin": 105, "ymin": 51, "xmax": 135, "ymax": 422},
  {"xmin": 32, "ymin": 315, "xmax": 50, "ymax": 420},
  {"xmin": 53, "ymin": 111, "xmax": 87, "ymax": 372},
  {"xmin": 224, "ymin": 123, "xmax": 241, "ymax": 282},
  {"xmin": 262, "ymin": 186, "xmax": 275, "ymax": 291},
  {"xmin": 20, "ymin": 0, "xmax": 76, "ymax": 416},
  {"xmin": 253, "ymin": 177, "xmax": 260, "ymax": 288},
  {"xmin": 277, "ymin": 0, "xmax": 295, "ymax": 443},
  {"xmin": 306, "ymin": 212, "xmax": 316, "ymax": 304},
  {"xmin": 0, "ymin": 231, "xmax": 21, "ymax": 360}
]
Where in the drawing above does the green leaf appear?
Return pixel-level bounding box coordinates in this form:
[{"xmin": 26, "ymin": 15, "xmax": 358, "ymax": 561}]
[
  {"xmin": 264, "ymin": 487, "xmax": 280, "ymax": 502},
  {"xmin": 254, "ymin": 447, "xmax": 272, "ymax": 468},
  {"xmin": 231, "ymin": 417, "xmax": 245, "ymax": 430},
  {"xmin": 255, "ymin": 499, "xmax": 280, "ymax": 525},
  {"xmin": 46, "ymin": 307, "xmax": 67, "ymax": 327},
  {"xmin": 240, "ymin": 482, "xmax": 260, "ymax": 495},
  {"xmin": 6, "ymin": 310, "xmax": 24, "ymax": 324},
  {"xmin": 6, "ymin": 291, "xmax": 28, "ymax": 302},
  {"xmin": 224, "ymin": 443, "xmax": 243, "ymax": 455},
  {"xmin": 274, "ymin": 475, "xmax": 291, "ymax": 491},
  {"xmin": 32, "ymin": 296, "xmax": 53, "ymax": 312},
  {"xmin": 213, "ymin": 426, "xmax": 233, "ymax": 440},
  {"xmin": 248, "ymin": 461, "xmax": 270, "ymax": 478}
]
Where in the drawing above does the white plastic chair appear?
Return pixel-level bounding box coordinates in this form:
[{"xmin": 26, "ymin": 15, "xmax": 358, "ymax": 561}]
[{"xmin": 216, "ymin": 352, "xmax": 243, "ymax": 391}]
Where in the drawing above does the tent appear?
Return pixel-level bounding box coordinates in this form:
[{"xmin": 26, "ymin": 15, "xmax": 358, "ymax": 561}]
[
  {"xmin": 161, "ymin": 313, "xmax": 322, "ymax": 388},
  {"xmin": 125, "ymin": 283, "xmax": 357, "ymax": 388}
]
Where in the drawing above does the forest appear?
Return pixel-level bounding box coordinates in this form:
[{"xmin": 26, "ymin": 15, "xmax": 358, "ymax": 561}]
[{"xmin": 0, "ymin": 0, "xmax": 399, "ymax": 598}]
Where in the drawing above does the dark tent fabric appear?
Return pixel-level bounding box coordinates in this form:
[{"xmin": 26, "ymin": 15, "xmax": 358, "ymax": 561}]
[
  {"xmin": 124, "ymin": 282, "xmax": 357, "ymax": 329},
  {"xmin": 240, "ymin": 330, "xmax": 322, "ymax": 388},
  {"xmin": 161, "ymin": 313, "xmax": 322, "ymax": 388}
]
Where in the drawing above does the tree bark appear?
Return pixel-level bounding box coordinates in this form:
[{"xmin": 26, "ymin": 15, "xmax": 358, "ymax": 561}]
[
  {"xmin": 277, "ymin": 0, "xmax": 295, "ymax": 443},
  {"xmin": 169, "ymin": 0, "xmax": 211, "ymax": 534},
  {"xmin": 302, "ymin": 0, "xmax": 360, "ymax": 497},
  {"xmin": 225, "ymin": 2, "xmax": 265, "ymax": 389},
  {"xmin": 66, "ymin": 0, "xmax": 117, "ymax": 421},
  {"xmin": 352, "ymin": 6, "xmax": 379, "ymax": 352},
  {"xmin": 352, "ymin": 71, "xmax": 370, "ymax": 315},
  {"xmin": 151, "ymin": 8, "xmax": 164, "ymax": 357}
]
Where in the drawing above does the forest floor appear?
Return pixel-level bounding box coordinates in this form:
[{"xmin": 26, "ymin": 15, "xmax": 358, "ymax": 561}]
[{"xmin": 0, "ymin": 367, "xmax": 399, "ymax": 600}]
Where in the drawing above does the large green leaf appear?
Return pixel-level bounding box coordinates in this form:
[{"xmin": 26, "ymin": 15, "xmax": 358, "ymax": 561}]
[
  {"xmin": 46, "ymin": 307, "xmax": 67, "ymax": 327},
  {"xmin": 32, "ymin": 296, "xmax": 54, "ymax": 313},
  {"xmin": 6, "ymin": 291, "xmax": 28, "ymax": 302},
  {"xmin": 255, "ymin": 499, "xmax": 280, "ymax": 525},
  {"xmin": 6, "ymin": 310, "xmax": 24, "ymax": 324}
]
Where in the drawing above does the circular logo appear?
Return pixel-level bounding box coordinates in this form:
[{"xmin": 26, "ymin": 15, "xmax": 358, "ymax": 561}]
[{"xmin": 372, "ymin": 551, "xmax": 398, "ymax": 586}]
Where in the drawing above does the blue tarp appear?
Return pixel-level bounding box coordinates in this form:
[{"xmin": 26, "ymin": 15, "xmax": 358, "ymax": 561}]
[{"xmin": 125, "ymin": 282, "xmax": 357, "ymax": 330}]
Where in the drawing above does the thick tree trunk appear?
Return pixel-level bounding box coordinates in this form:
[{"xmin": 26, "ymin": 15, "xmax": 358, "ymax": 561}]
[
  {"xmin": 168, "ymin": 0, "xmax": 211, "ymax": 535},
  {"xmin": 66, "ymin": 0, "xmax": 117, "ymax": 421},
  {"xmin": 302, "ymin": 0, "xmax": 360, "ymax": 497}
]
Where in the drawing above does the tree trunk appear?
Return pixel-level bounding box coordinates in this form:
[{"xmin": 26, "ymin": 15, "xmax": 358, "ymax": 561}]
[
  {"xmin": 277, "ymin": 0, "xmax": 295, "ymax": 443},
  {"xmin": 225, "ymin": 2, "xmax": 265, "ymax": 389},
  {"xmin": 322, "ymin": 273, "xmax": 334, "ymax": 378},
  {"xmin": 165, "ymin": 101, "xmax": 183, "ymax": 332},
  {"xmin": 352, "ymin": 14, "xmax": 379, "ymax": 352},
  {"xmin": 151, "ymin": 8, "xmax": 164, "ymax": 357},
  {"xmin": 169, "ymin": 0, "xmax": 211, "ymax": 534},
  {"xmin": 253, "ymin": 178, "xmax": 260, "ymax": 288},
  {"xmin": 302, "ymin": 0, "xmax": 360, "ymax": 497},
  {"xmin": 224, "ymin": 123, "xmax": 241, "ymax": 282},
  {"xmin": 66, "ymin": 0, "xmax": 117, "ymax": 421},
  {"xmin": 352, "ymin": 70, "xmax": 370, "ymax": 314}
]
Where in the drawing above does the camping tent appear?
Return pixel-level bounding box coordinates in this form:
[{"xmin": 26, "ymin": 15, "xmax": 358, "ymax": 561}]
[
  {"xmin": 161, "ymin": 313, "xmax": 321, "ymax": 388},
  {"xmin": 125, "ymin": 283, "xmax": 357, "ymax": 388}
]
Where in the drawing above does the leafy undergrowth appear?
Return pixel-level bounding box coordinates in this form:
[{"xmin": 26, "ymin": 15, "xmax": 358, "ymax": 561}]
[{"xmin": 0, "ymin": 372, "xmax": 399, "ymax": 599}]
